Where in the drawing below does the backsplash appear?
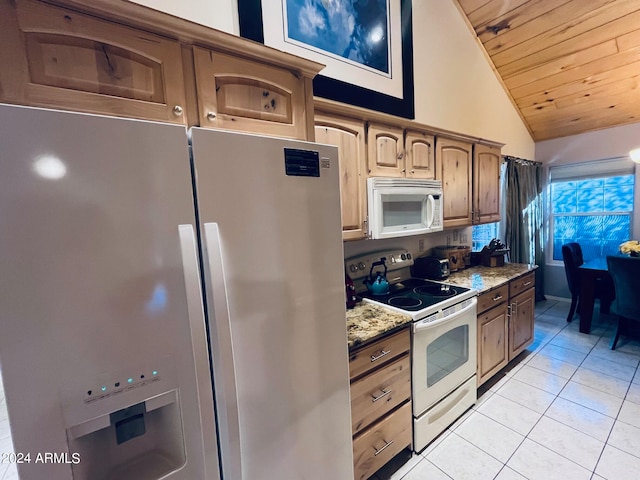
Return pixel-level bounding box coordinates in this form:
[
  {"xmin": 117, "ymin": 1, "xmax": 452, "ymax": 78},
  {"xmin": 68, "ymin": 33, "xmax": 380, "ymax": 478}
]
[{"xmin": 343, "ymin": 227, "xmax": 473, "ymax": 260}]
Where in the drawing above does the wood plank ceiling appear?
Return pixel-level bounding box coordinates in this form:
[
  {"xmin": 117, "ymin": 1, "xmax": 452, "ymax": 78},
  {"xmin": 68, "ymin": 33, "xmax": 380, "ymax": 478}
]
[{"xmin": 454, "ymin": 0, "xmax": 640, "ymax": 141}]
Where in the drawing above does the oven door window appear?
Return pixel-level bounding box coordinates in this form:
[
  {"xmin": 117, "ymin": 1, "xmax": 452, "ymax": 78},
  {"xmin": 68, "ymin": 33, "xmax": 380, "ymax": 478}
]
[
  {"xmin": 381, "ymin": 194, "xmax": 425, "ymax": 228},
  {"xmin": 426, "ymin": 324, "xmax": 469, "ymax": 387}
]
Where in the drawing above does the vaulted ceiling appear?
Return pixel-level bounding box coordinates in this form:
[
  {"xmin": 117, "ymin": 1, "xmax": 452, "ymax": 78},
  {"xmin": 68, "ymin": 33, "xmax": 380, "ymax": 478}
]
[{"xmin": 454, "ymin": 0, "xmax": 640, "ymax": 141}]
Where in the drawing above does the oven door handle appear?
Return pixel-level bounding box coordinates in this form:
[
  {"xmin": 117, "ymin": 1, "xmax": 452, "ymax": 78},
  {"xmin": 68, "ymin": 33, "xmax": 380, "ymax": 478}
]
[{"xmin": 413, "ymin": 297, "xmax": 477, "ymax": 331}]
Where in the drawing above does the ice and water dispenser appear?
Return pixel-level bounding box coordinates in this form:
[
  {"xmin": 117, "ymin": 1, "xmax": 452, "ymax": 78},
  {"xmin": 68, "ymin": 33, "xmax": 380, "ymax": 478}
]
[{"xmin": 60, "ymin": 358, "xmax": 191, "ymax": 480}]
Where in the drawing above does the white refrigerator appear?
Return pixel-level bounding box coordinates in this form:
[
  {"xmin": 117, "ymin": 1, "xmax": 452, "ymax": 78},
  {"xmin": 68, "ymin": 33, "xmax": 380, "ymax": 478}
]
[{"xmin": 0, "ymin": 104, "xmax": 353, "ymax": 480}]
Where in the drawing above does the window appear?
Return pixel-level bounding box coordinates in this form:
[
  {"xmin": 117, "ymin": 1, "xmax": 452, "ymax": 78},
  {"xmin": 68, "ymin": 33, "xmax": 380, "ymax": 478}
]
[
  {"xmin": 472, "ymin": 222, "xmax": 499, "ymax": 252},
  {"xmin": 550, "ymin": 160, "xmax": 635, "ymax": 262}
]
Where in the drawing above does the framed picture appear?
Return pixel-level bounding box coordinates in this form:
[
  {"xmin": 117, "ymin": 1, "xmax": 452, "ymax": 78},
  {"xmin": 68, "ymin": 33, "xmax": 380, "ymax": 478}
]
[{"xmin": 238, "ymin": 0, "xmax": 414, "ymax": 119}]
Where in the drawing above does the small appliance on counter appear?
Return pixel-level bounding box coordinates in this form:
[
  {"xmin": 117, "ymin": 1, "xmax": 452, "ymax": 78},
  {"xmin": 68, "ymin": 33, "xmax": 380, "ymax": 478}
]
[
  {"xmin": 480, "ymin": 238, "xmax": 510, "ymax": 267},
  {"xmin": 411, "ymin": 255, "xmax": 450, "ymax": 280},
  {"xmin": 433, "ymin": 245, "xmax": 471, "ymax": 272}
]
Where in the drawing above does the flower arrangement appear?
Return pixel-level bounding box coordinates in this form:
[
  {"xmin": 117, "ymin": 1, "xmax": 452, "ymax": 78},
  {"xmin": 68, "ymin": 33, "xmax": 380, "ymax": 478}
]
[{"xmin": 619, "ymin": 240, "xmax": 640, "ymax": 257}]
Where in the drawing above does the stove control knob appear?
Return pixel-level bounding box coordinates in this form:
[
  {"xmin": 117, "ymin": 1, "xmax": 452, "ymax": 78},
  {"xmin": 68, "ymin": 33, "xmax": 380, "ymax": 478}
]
[
  {"xmin": 349, "ymin": 264, "xmax": 357, "ymax": 272},
  {"xmin": 407, "ymin": 253, "xmax": 412, "ymax": 259},
  {"xmin": 401, "ymin": 253, "xmax": 407, "ymax": 260},
  {"xmin": 358, "ymin": 262, "xmax": 366, "ymax": 270}
]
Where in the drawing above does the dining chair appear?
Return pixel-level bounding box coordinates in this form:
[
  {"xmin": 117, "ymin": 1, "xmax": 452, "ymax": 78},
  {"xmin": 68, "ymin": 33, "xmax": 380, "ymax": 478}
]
[
  {"xmin": 607, "ymin": 255, "xmax": 640, "ymax": 350},
  {"xmin": 561, "ymin": 242, "xmax": 614, "ymax": 322}
]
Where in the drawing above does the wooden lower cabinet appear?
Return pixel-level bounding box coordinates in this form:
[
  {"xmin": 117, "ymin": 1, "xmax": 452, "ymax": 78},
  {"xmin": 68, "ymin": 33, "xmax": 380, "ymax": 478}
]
[
  {"xmin": 349, "ymin": 328, "xmax": 411, "ymax": 480},
  {"xmin": 351, "ymin": 355, "xmax": 411, "ymax": 434},
  {"xmin": 476, "ymin": 273, "xmax": 536, "ymax": 386},
  {"xmin": 353, "ymin": 402, "xmax": 412, "ymax": 480},
  {"xmin": 509, "ymin": 285, "xmax": 535, "ymax": 360},
  {"xmin": 477, "ymin": 302, "xmax": 509, "ymax": 386}
]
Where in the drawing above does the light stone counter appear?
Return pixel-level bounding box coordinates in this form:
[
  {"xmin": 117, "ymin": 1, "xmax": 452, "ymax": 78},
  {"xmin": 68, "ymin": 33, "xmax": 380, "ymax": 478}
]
[
  {"xmin": 445, "ymin": 263, "xmax": 538, "ymax": 293},
  {"xmin": 346, "ymin": 302, "xmax": 411, "ymax": 350}
]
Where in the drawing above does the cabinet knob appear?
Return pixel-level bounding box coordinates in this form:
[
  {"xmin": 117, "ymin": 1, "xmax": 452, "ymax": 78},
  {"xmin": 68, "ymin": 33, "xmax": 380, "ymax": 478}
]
[
  {"xmin": 410, "ymin": 170, "xmax": 415, "ymax": 174},
  {"xmin": 172, "ymin": 105, "xmax": 183, "ymax": 116},
  {"xmin": 401, "ymin": 169, "xmax": 406, "ymax": 173},
  {"xmin": 207, "ymin": 111, "xmax": 217, "ymax": 121}
]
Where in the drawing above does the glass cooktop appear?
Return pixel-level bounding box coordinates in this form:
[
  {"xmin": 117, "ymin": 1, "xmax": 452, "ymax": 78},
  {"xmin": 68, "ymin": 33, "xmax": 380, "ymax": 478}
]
[{"xmin": 359, "ymin": 278, "xmax": 471, "ymax": 312}]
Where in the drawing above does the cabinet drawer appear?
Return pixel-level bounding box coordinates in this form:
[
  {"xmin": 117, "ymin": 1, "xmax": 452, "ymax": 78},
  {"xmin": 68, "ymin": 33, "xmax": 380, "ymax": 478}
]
[
  {"xmin": 510, "ymin": 272, "xmax": 535, "ymax": 297},
  {"xmin": 477, "ymin": 284, "xmax": 508, "ymax": 314},
  {"xmin": 349, "ymin": 329, "xmax": 410, "ymax": 380},
  {"xmin": 351, "ymin": 354, "xmax": 411, "ymax": 435},
  {"xmin": 353, "ymin": 401, "xmax": 412, "ymax": 480}
]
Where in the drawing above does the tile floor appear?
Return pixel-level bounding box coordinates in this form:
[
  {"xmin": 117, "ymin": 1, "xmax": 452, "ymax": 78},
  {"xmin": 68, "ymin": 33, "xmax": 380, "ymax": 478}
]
[
  {"xmin": 0, "ymin": 367, "xmax": 17, "ymax": 480},
  {"xmin": 374, "ymin": 299, "xmax": 640, "ymax": 480}
]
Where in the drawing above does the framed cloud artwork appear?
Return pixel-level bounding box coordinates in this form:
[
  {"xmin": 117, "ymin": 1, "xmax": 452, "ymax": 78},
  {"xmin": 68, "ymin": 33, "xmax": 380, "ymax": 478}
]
[{"xmin": 238, "ymin": 0, "xmax": 414, "ymax": 119}]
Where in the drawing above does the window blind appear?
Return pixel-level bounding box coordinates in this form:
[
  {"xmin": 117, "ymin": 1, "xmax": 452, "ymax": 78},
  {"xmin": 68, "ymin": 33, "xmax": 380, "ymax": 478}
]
[{"xmin": 549, "ymin": 157, "xmax": 635, "ymax": 182}]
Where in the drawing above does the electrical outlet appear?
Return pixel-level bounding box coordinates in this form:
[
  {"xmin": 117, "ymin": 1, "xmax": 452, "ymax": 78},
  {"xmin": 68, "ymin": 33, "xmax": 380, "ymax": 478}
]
[
  {"xmin": 462, "ymin": 233, "xmax": 468, "ymax": 243},
  {"xmin": 418, "ymin": 239, "xmax": 425, "ymax": 252},
  {"xmin": 453, "ymin": 230, "xmax": 459, "ymax": 241},
  {"xmin": 447, "ymin": 235, "xmax": 452, "ymax": 246}
]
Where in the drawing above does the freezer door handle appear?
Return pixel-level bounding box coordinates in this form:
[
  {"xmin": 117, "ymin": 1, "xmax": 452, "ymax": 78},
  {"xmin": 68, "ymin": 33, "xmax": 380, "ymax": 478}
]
[
  {"xmin": 203, "ymin": 222, "xmax": 243, "ymax": 480},
  {"xmin": 178, "ymin": 224, "xmax": 221, "ymax": 480}
]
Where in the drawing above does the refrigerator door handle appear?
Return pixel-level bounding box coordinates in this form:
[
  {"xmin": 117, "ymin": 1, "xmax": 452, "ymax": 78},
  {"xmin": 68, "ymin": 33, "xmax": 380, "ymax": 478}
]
[
  {"xmin": 178, "ymin": 224, "xmax": 221, "ymax": 480},
  {"xmin": 203, "ymin": 222, "xmax": 243, "ymax": 480}
]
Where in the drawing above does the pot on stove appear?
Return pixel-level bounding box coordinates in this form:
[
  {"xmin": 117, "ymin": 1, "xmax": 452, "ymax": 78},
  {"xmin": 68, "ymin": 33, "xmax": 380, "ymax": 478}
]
[{"xmin": 362, "ymin": 259, "xmax": 390, "ymax": 295}]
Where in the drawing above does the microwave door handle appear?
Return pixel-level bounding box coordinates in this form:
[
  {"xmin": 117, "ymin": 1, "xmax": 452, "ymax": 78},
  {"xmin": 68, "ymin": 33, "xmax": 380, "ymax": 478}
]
[{"xmin": 426, "ymin": 195, "xmax": 436, "ymax": 228}]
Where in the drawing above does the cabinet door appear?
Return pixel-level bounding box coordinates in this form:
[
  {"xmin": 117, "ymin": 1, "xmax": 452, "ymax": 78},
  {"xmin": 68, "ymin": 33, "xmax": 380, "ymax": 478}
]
[
  {"xmin": 477, "ymin": 303, "xmax": 509, "ymax": 386},
  {"xmin": 367, "ymin": 123, "xmax": 405, "ymax": 177},
  {"xmin": 193, "ymin": 46, "xmax": 309, "ymax": 139},
  {"xmin": 509, "ymin": 287, "xmax": 535, "ymax": 360},
  {"xmin": 436, "ymin": 138, "xmax": 473, "ymax": 227},
  {"xmin": 405, "ymin": 130, "xmax": 436, "ymax": 179},
  {"xmin": 474, "ymin": 144, "xmax": 502, "ymax": 224},
  {"xmin": 315, "ymin": 114, "xmax": 367, "ymax": 241},
  {"xmin": 0, "ymin": 0, "xmax": 187, "ymax": 123}
]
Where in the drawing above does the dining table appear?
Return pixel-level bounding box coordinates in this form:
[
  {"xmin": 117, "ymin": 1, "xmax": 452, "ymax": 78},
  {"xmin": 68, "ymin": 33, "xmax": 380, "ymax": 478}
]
[{"xmin": 578, "ymin": 256, "xmax": 612, "ymax": 334}]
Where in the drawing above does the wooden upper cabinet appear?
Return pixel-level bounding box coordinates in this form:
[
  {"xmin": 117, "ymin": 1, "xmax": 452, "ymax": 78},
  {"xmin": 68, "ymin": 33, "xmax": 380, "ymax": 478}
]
[
  {"xmin": 405, "ymin": 130, "xmax": 436, "ymax": 179},
  {"xmin": 0, "ymin": 0, "xmax": 187, "ymax": 123},
  {"xmin": 367, "ymin": 123, "xmax": 405, "ymax": 177},
  {"xmin": 193, "ymin": 46, "xmax": 311, "ymax": 139},
  {"xmin": 436, "ymin": 138, "xmax": 473, "ymax": 228},
  {"xmin": 314, "ymin": 113, "xmax": 367, "ymax": 241},
  {"xmin": 473, "ymin": 144, "xmax": 502, "ymax": 224}
]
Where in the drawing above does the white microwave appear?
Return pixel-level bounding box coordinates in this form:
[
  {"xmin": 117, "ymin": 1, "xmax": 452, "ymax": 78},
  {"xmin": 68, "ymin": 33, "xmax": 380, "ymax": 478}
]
[{"xmin": 367, "ymin": 177, "xmax": 443, "ymax": 239}]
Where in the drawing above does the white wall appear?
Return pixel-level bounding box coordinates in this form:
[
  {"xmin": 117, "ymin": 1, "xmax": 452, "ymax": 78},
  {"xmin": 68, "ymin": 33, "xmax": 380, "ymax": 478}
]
[
  {"xmin": 412, "ymin": 1, "xmax": 534, "ymax": 159},
  {"xmin": 535, "ymin": 122, "xmax": 640, "ymax": 298},
  {"xmin": 128, "ymin": 0, "xmax": 239, "ymax": 34}
]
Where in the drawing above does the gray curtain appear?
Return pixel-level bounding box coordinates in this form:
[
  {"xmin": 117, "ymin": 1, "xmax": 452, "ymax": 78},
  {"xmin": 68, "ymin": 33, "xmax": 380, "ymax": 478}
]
[{"xmin": 505, "ymin": 156, "xmax": 546, "ymax": 302}]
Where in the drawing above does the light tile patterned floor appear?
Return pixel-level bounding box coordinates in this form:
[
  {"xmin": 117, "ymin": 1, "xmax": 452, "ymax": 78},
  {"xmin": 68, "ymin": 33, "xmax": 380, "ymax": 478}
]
[
  {"xmin": 0, "ymin": 367, "xmax": 18, "ymax": 480},
  {"xmin": 374, "ymin": 300, "xmax": 640, "ymax": 480}
]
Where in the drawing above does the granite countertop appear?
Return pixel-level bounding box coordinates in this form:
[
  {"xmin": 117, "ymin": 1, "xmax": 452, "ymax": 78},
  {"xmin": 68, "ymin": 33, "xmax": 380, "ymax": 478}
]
[
  {"xmin": 345, "ymin": 263, "xmax": 538, "ymax": 349},
  {"xmin": 346, "ymin": 302, "xmax": 411, "ymax": 350},
  {"xmin": 446, "ymin": 263, "xmax": 538, "ymax": 293}
]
